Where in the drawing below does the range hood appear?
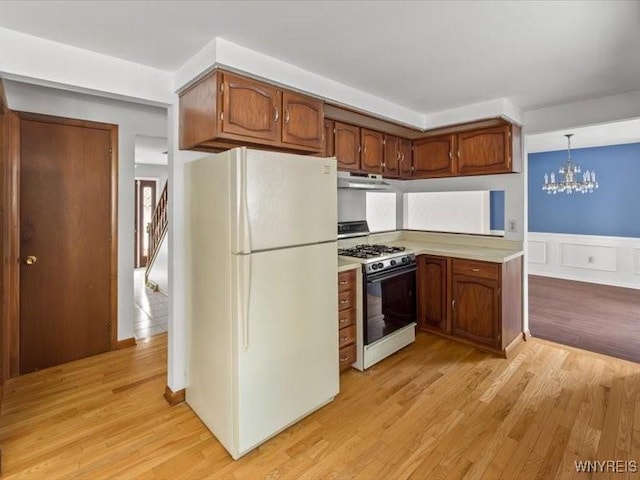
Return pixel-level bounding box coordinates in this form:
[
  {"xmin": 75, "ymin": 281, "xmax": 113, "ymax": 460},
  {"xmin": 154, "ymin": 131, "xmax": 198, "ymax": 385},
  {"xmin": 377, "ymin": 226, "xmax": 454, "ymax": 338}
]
[{"xmin": 337, "ymin": 173, "xmax": 390, "ymax": 191}]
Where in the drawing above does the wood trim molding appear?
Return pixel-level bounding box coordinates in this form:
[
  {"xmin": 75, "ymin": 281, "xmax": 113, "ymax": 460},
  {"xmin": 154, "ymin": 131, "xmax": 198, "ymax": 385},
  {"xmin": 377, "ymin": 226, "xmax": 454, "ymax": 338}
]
[
  {"xmin": 523, "ymin": 330, "xmax": 532, "ymax": 341},
  {"xmin": 0, "ymin": 78, "xmax": 7, "ymax": 114},
  {"xmin": 116, "ymin": 337, "xmax": 136, "ymax": 350},
  {"xmin": 164, "ymin": 385, "xmax": 186, "ymax": 406}
]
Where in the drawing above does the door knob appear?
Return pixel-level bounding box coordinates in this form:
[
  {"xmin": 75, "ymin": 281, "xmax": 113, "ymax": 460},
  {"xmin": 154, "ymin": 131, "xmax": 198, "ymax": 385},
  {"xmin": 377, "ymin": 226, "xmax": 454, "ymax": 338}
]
[{"xmin": 24, "ymin": 255, "xmax": 37, "ymax": 265}]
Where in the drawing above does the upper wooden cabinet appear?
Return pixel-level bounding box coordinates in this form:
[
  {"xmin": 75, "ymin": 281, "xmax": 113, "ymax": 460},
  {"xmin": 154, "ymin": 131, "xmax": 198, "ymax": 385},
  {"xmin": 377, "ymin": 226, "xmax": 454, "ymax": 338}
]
[
  {"xmin": 281, "ymin": 91, "xmax": 324, "ymax": 150},
  {"xmin": 334, "ymin": 122, "xmax": 361, "ymax": 171},
  {"xmin": 179, "ymin": 70, "xmax": 324, "ymax": 153},
  {"xmin": 321, "ymin": 119, "xmax": 335, "ymax": 157},
  {"xmin": 457, "ymin": 125, "xmax": 512, "ymax": 175},
  {"xmin": 398, "ymin": 138, "xmax": 412, "ymax": 178},
  {"xmin": 361, "ymin": 129, "xmax": 384, "ymax": 174},
  {"xmin": 222, "ymin": 73, "xmax": 281, "ymax": 143},
  {"xmin": 412, "ymin": 134, "xmax": 456, "ymax": 178}
]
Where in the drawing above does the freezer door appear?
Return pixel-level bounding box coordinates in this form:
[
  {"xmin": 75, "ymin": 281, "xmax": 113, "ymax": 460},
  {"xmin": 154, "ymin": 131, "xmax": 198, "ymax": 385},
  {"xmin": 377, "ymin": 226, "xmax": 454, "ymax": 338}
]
[
  {"xmin": 231, "ymin": 148, "xmax": 337, "ymax": 253},
  {"xmin": 233, "ymin": 242, "xmax": 339, "ymax": 456}
]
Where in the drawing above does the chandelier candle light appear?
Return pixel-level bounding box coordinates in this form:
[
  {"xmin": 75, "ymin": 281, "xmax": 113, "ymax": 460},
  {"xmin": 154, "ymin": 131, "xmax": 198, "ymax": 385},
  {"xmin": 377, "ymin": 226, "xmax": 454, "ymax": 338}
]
[{"xmin": 542, "ymin": 134, "xmax": 599, "ymax": 195}]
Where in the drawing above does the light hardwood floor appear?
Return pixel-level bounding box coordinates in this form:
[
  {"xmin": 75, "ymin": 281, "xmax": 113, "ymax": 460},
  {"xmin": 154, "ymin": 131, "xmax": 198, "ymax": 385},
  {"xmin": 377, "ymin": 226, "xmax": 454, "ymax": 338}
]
[{"xmin": 1, "ymin": 332, "xmax": 639, "ymax": 479}]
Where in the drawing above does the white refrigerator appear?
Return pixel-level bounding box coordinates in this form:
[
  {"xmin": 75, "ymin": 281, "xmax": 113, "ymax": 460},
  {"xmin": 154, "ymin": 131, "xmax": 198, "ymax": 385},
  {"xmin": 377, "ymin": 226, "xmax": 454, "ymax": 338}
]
[{"xmin": 185, "ymin": 148, "xmax": 339, "ymax": 459}]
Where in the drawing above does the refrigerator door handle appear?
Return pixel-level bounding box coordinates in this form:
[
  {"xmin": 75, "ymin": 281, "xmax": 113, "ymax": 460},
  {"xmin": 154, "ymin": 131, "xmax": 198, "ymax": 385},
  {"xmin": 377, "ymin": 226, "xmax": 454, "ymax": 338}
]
[
  {"xmin": 241, "ymin": 255, "xmax": 251, "ymax": 351},
  {"xmin": 234, "ymin": 149, "xmax": 252, "ymax": 254}
]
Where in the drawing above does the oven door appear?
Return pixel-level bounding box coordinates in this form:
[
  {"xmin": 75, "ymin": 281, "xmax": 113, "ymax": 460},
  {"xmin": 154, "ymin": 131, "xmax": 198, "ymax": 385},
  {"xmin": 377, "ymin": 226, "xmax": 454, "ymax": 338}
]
[{"xmin": 363, "ymin": 264, "xmax": 417, "ymax": 345}]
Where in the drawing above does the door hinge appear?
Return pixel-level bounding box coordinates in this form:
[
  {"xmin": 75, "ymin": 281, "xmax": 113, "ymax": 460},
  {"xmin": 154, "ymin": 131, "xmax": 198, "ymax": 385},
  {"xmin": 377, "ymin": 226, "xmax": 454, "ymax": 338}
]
[
  {"xmin": 220, "ymin": 83, "xmax": 224, "ymax": 94},
  {"xmin": 109, "ymin": 146, "xmax": 113, "ymax": 155},
  {"xmin": 220, "ymin": 111, "xmax": 224, "ymax": 122}
]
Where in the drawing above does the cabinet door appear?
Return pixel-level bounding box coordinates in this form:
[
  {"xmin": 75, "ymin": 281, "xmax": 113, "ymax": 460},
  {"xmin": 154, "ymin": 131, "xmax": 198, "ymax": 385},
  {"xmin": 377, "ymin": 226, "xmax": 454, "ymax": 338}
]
[
  {"xmin": 322, "ymin": 119, "xmax": 335, "ymax": 157},
  {"xmin": 334, "ymin": 122, "xmax": 361, "ymax": 171},
  {"xmin": 398, "ymin": 138, "xmax": 413, "ymax": 178},
  {"xmin": 361, "ymin": 129, "xmax": 384, "ymax": 174},
  {"xmin": 383, "ymin": 134, "xmax": 400, "ymax": 177},
  {"xmin": 413, "ymin": 134, "xmax": 456, "ymax": 178},
  {"xmin": 281, "ymin": 91, "xmax": 324, "ymax": 150},
  {"xmin": 221, "ymin": 73, "xmax": 281, "ymax": 142},
  {"xmin": 417, "ymin": 255, "xmax": 450, "ymax": 332},
  {"xmin": 457, "ymin": 125, "xmax": 511, "ymax": 175},
  {"xmin": 452, "ymin": 274, "xmax": 501, "ymax": 347}
]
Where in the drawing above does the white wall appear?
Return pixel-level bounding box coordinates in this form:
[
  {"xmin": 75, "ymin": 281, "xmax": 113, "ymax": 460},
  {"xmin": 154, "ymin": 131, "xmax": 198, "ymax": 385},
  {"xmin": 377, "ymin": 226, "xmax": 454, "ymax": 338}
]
[
  {"xmin": 528, "ymin": 232, "xmax": 640, "ymax": 289},
  {"xmin": 387, "ymin": 173, "xmax": 525, "ymax": 242},
  {"xmin": 4, "ymin": 80, "xmax": 168, "ymax": 341},
  {"xmin": 134, "ymin": 163, "xmax": 168, "ymax": 199}
]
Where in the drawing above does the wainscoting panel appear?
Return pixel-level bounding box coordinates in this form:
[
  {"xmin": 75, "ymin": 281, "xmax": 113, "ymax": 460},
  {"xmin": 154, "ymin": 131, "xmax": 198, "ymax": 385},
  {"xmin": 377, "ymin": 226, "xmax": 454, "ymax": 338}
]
[
  {"xmin": 527, "ymin": 241, "xmax": 547, "ymax": 264},
  {"xmin": 528, "ymin": 232, "xmax": 640, "ymax": 289},
  {"xmin": 559, "ymin": 243, "xmax": 616, "ymax": 272}
]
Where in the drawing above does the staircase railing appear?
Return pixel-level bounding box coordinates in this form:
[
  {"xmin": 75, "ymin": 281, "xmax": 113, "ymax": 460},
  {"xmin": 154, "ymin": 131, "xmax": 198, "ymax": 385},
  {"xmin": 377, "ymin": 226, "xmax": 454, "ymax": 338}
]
[{"xmin": 145, "ymin": 180, "xmax": 168, "ymax": 284}]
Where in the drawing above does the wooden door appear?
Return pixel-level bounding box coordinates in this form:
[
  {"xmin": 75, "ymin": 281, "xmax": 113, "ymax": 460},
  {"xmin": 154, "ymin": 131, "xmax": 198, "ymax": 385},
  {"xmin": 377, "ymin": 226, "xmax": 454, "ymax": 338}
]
[
  {"xmin": 281, "ymin": 91, "xmax": 323, "ymax": 150},
  {"xmin": 361, "ymin": 129, "xmax": 384, "ymax": 174},
  {"xmin": 221, "ymin": 73, "xmax": 281, "ymax": 143},
  {"xmin": 417, "ymin": 255, "xmax": 450, "ymax": 332},
  {"xmin": 383, "ymin": 134, "xmax": 399, "ymax": 177},
  {"xmin": 19, "ymin": 116, "xmax": 115, "ymax": 374},
  {"xmin": 457, "ymin": 125, "xmax": 511, "ymax": 175},
  {"xmin": 451, "ymin": 274, "xmax": 501, "ymax": 347},
  {"xmin": 413, "ymin": 134, "xmax": 456, "ymax": 178},
  {"xmin": 333, "ymin": 122, "xmax": 360, "ymax": 171},
  {"xmin": 134, "ymin": 179, "xmax": 156, "ymax": 268},
  {"xmin": 398, "ymin": 138, "xmax": 413, "ymax": 178}
]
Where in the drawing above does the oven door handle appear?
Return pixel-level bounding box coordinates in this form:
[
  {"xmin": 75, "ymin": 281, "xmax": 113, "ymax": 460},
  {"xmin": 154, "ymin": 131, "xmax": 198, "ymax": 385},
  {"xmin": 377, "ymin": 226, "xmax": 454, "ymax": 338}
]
[{"xmin": 366, "ymin": 265, "xmax": 417, "ymax": 283}]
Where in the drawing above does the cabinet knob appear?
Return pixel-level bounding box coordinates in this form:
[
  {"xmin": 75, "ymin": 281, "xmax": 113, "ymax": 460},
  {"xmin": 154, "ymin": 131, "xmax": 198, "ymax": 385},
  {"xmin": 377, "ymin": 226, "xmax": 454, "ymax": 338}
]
[
  {"xmin": 340, "ymin": 336, "xmax": 348, "ymax": 342},
  {"xmin": 285, "ymin": 109, "xmax": 290, "ymax": 124},
  {"xmin": 339, "ymin": 280, "xmax": 348, "ymax": 285},
  {"xmin": 273, "ymin": 107, "xmax": 280, "ymax": 123},
  {"xmin": 452, "ymin": 300, "xmax": 456, "ymax": 309},
  {"xmin": 471, "ymin": 268, "xmax": 480, "ymax": 272},
  {"xmin": 340, "ymin": 300, "xmax": 348, "ymax": 304}
]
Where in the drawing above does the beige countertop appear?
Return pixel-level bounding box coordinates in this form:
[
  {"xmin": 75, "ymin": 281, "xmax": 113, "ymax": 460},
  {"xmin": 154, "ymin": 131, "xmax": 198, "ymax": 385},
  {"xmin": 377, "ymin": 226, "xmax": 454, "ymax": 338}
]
[
  {"xmin": 338, "ymin": 258, "xmax": 361, "ymax": 273},
  {"xmin": 386, "ymin": 240, "xmax": 523, "ymax": 263}
]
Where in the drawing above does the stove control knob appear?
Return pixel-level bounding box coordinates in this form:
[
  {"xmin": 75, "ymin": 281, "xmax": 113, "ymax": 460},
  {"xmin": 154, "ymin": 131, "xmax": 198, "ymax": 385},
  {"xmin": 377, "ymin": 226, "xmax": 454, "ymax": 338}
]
[
  {"xmin": 377, "ymin": 262, "xmax": 384, "ymax": 269},
  {"xmin": 402, "ymin": 257, "xmax": 408, "ymax": 263},
  {"xmin": 390, "ymin": 259, "xmax": 397, "ymax": 266},
  {"xmin": 371, "ymin": 264, "xmax": 378, "ymax": 270}
]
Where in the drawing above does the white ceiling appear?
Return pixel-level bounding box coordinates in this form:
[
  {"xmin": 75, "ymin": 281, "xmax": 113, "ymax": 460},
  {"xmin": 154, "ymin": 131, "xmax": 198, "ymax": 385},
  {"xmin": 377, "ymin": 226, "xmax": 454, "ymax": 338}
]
[
  {"xmin": 526, "ymin": 118, "xmax": 640, "ymax": 153},
  {"xmin": 134, "ymin": 135, "xmax": 167, "ymax": 165},
  {"xmin": 0, "ymin": 1, "xmax": 638, "ymax": 114}
]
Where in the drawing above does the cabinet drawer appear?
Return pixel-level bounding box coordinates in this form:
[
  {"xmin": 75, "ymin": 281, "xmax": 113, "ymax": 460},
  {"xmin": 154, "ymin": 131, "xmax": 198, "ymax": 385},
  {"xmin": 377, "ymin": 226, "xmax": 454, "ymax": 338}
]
[
  {"xmin": 453, "ymin": 259, "xmax": 500, "ymax": 280},
  {"xmin": 338, "ymin": 325, "xmax": 356, "ymax": 349},
  {"xmin": 338, "ymin": 289, "xmax": 356, "ymax": 311},
  {"xmin": 339, "ymin": 344, "xmax": 356, "ymax": 372},
  {"xmin": 338, "ymin": 307, "xmax": 356, "ymax": 329},
  {"xmin": 338, "ymin": 270, "xmax": 356, "ymax": 292}
]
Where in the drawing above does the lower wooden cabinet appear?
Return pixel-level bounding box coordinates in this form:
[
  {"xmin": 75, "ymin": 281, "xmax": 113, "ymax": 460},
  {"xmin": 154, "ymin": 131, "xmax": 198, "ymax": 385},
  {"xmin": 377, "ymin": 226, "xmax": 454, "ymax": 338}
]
[
  {"xmin": 417, "ymin": 255, "xmax": 450, "ymax": 333},
  {"xmin": 338, "ymin": 270, "xmax": 357, "ymax": 372},
  {"xmin": 417, "ymin": 255, "xmax": 522, "ymax": 356}
]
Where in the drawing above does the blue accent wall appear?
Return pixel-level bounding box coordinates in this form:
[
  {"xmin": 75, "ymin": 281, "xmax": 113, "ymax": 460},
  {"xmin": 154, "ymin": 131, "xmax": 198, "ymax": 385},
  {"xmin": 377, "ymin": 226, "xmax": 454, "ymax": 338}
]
[
  {"xmin": 490, "ymin": 190, "xmax": 505, "ymax": 230},
  {"xmin": 528, "ymin": 142, "xmax": 640, "ymax": 238}
]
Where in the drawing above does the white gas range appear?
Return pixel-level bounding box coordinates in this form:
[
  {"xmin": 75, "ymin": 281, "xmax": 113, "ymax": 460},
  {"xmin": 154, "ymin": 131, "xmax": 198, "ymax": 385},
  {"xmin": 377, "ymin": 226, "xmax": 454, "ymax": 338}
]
[{"xmin": 338, "ymin": 222, "xmax": 418, "ymax": 370}]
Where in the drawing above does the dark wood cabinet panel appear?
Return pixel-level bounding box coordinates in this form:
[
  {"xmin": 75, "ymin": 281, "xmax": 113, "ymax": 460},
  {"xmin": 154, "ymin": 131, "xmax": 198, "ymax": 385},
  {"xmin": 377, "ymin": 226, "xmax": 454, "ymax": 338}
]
[
  {"xmin": 399, "ymin": 138, "xmax": 412, "ymax": 178},
  {"xmin": 221, "ymin": 73, "xmax": 281, "ymax": 142},
  {"xmin": 322, "ymin": 119, "xmax": 334, "ymax": 157},
  {"xmin": 452, "ymin": 274, "xmax": 501, "ymax": 348},
  {"xmin": 338, "ymin": 270, "xmax": 357, "ymax": 373},
  {"xmin": 457, "ymin": 125, "xmax": 511, "ymax": 175},
  {"xmin": 281, "ymin": 91, "xmax": 324, "ymax": 150},
  {"xmin": 334, "ymin": 122, "xmax": 361, "ymax": 171},
  {"xmin": 361, "ymin": 129, "xmax": 384, "ymax": 174},
  {"xmin": 383, "ymin": 134, "xmax": 399, "ymax": 177},
  {"xmin": 413, "ymin": 134, "xmax": 456, "ymax": 178},
  {"xmin": 417, "ymin": 255, "xmax": 450, "ymax": 333}
]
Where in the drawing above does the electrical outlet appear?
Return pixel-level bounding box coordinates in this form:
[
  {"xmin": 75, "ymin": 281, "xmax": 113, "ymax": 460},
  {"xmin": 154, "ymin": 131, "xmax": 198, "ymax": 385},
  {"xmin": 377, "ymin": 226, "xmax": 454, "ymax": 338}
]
[{"xmin": 507, "ymin": 220, "xmax": 517, "ymax": 233}]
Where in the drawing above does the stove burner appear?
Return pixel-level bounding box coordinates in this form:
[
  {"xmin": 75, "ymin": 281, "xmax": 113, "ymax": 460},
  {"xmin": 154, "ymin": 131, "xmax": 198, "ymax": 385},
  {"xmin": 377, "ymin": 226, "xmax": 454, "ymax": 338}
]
[{"xmin": 337, "ymin": 244, "xmax": 406, "ymax": 259}]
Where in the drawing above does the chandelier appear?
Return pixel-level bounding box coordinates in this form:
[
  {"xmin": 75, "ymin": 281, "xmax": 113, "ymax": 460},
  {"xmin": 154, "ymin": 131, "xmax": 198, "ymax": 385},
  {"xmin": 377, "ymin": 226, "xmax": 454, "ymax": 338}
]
[{"xmin": 542, "ymin": 134, "xmax": 599, "ymax": 195}]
